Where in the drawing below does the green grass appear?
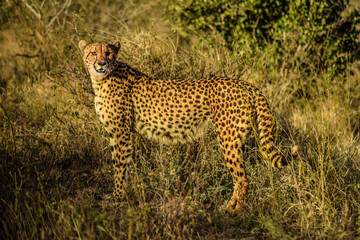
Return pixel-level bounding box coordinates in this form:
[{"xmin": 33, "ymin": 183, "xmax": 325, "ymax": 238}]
[{"xmin": 1, "ymin": 0, "xmax": 360, "ymax": 239}]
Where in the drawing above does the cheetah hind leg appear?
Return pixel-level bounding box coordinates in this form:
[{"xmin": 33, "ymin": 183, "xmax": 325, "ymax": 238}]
[
  {"xmin": 221, "ymin": 180, "xmax": 248, "ymax": 213},
  {"xmin": 219, "ymin": 141, "xmax": 249, "ymax": 213}
]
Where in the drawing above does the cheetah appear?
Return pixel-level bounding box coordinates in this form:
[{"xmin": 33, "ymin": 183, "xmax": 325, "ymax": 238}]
[{"xmin": 78, "ymin": 40, "xmax": 286, "ymax": 212}]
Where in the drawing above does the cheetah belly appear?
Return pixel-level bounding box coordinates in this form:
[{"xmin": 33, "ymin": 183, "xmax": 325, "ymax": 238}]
[{"xmin": 133, "ymin": 105, "xmax": 210, "ymax": 144}]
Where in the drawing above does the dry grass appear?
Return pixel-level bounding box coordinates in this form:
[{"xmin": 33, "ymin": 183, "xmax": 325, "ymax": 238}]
[{"xmin": 1, "ymin": 0, "xmax": 360, "ymax": 239}]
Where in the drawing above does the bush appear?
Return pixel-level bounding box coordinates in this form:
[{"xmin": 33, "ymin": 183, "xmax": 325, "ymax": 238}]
[{"xmin": 168, "ymin": 0, "xmax": 360, "ymax": 75}]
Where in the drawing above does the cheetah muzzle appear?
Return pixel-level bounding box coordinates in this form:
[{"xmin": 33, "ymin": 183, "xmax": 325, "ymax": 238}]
[
  {"xmin": 78, "ymin": 40, "xmax": 287, "ymax": 213},
  {"xmin": 95, "ymin": 66, "xmax": 106, "ymax": 74}
]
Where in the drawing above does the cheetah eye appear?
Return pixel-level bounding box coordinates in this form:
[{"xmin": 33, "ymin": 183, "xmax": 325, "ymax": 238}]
[
  {"xmin": 91, "ymin": 52, "xmax": 97, "ymax": 56},
  {"xmin": 105, "ymin": 52, "xmax": 111, "ymax": 57}
]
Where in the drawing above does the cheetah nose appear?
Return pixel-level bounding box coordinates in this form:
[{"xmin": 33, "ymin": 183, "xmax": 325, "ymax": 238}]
[{"xmin": 98, "ymin": 62, "xmax": 106, "ymax": 66}]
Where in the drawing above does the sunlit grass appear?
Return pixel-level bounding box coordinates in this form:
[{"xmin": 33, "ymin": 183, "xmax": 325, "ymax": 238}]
[{"xmin": 1, "ymin": 0, "xmax": 360, "ymax": 239}]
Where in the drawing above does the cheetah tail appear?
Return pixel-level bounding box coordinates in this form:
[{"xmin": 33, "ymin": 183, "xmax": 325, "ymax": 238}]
[{"xmin": 254, "ymin": 90, "xmax": 287, "ymax": 168}]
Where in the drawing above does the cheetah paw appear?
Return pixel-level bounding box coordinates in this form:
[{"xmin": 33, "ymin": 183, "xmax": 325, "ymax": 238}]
[{"xmin": 221, "ymin": 197, "xmax": 246, "ymax": 213}]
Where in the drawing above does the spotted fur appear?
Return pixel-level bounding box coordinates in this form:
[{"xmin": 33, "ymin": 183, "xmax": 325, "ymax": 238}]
[{"xmin": 79, "ymin": 40, "xmax": 286, "ymax": 212}]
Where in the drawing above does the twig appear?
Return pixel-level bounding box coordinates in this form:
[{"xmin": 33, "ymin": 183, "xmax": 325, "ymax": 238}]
[
  {"xmin": 0, "ymin": 103, "xmax": 17, "ymax": 160},
  {"xmin": 44, "ymin": 133, "xmax": 58, "ymax": 186},
  {"xmin": 46, "ymin": 0, "xmax": 71, "ymax": 29},
  {"xmin": 21, "ymin": 0, "xmax": 41, "ymax": 20},
  {"xmin": 15, "ymin": 53, "xmax": 39, "ymax": 58}
]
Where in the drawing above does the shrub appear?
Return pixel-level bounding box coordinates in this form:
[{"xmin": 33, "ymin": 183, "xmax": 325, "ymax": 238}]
[{"xmin": 168, "ymin": 0, "xmax": 360, "ymax": 75}]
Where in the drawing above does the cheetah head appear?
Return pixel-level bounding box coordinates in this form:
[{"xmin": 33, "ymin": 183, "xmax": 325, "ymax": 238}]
[{"xmin": 79, "ymin": 40, "xmax": 120, "ymax": 81}]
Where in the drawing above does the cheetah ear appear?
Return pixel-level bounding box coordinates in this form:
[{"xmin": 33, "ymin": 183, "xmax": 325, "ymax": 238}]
[
  {"xmin": 79, "ymin": 40, "xmax": 88, "ymax": 53},
  {"xmin": 112, "ymin": 41, "xmax": 121, "ymax": 54}
]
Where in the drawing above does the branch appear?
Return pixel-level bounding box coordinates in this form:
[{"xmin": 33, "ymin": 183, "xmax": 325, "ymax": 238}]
[
  {"xmin": 21, "ymin": 0, "xmax": 41, "ymax": 20},
  {"xmin": 46, "ymin": 0, "xmax": 72, "ymax": 29}
]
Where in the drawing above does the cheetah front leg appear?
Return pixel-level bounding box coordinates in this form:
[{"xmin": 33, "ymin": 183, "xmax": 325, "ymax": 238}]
[{"xmin": 110, "ymin": 130, "xmax": 133, "ymax": 198}]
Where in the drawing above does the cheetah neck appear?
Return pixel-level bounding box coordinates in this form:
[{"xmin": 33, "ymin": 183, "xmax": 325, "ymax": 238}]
[
  {"xmin": 111, "ymin": 62, "xmax": 148, "ymax": 82},
  {"xmin": 90, "ymin": 61, "xmax": 146, "ymax": 95}
]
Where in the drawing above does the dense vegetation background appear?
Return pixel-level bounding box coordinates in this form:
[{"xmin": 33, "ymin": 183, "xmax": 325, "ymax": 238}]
[{"xmin": 1, "ymin": 0, "xmax": 360, "ymax": 239}]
